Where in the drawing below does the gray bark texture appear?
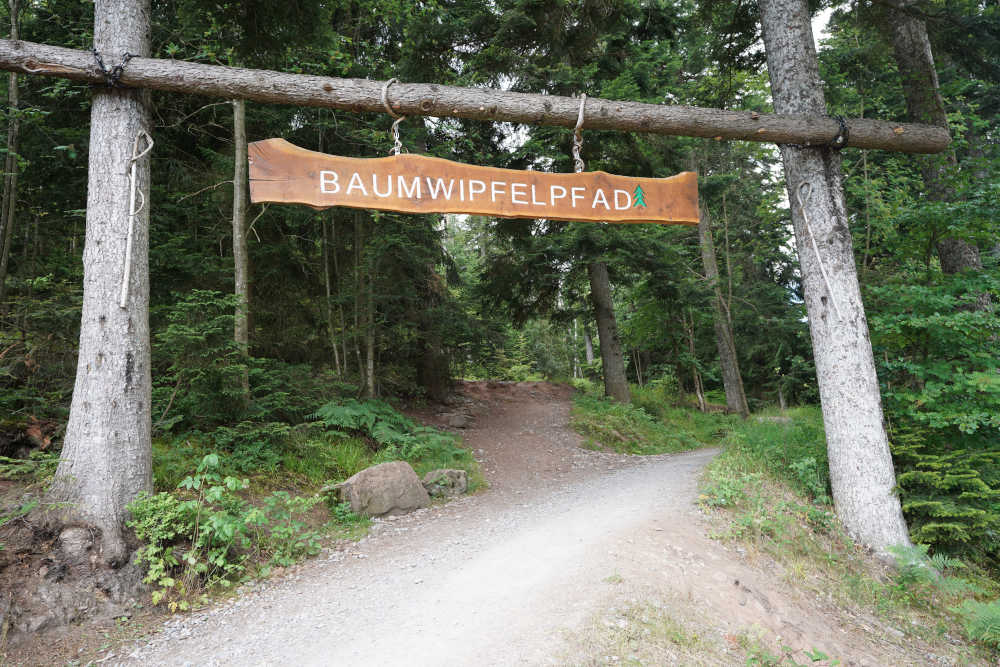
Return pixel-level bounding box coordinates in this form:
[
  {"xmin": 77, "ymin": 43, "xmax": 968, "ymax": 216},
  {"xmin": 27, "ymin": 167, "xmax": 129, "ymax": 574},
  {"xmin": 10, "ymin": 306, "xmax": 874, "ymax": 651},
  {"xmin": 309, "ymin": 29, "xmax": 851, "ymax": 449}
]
[
  {"xmin": 48, "ymin": 0, "xmax": 153, "ymax": 567},
  {"xmin": 759, "ymin": 0, "xmax": 911, "ymax": 555},
  {"xmin": 0, "ymin": 0, "xmax": 21, "ymax": 306},
  {"xmin": 587, "ymin": 261, "xmax": 630, "ymax": 403},
  {"xmin": 583, "ymin": 326, "xmax": 595, "ymax": 364},
  {"xmin": 0, "ymin": 38, "xmax": 950, "ymax": 154},
  {"xmin": 698, "ymin": 206, "xmax": 749, "ymax": 418},
  {"xmin": 884, "ymin": 0, "xmax": 984, "ymax": 278},
  {"xmin": 232, "ymin": 98, "xmax": 250, "ymax": 396}
]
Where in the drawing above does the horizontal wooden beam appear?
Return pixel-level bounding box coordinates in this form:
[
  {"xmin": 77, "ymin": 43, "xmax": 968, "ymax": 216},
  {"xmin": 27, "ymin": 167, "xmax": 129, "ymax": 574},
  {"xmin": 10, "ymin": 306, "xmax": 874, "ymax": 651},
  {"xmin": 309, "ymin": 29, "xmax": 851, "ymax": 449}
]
[{"xmin": 0, "ymin": 39, "xmax": 951, "ymax": 154}]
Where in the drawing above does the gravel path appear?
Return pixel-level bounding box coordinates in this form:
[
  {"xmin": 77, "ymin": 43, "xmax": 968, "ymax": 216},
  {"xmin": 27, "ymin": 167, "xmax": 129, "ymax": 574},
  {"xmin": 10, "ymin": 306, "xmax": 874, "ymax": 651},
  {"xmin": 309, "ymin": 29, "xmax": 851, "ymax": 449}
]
[{"xmin": 120, "ymin": 382, "xmax": 930, "ymax": 666}]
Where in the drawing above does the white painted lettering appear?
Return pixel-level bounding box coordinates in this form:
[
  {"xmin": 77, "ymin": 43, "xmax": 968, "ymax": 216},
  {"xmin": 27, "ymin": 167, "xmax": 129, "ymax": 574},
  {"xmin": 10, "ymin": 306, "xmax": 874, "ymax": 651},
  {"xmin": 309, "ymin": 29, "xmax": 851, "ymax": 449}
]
[
  {"xmin": 531, "ymin": 184, "xmax": 545, "ymax": 206},
  {"xmin": 372, "ymin": 174, "xmax": 392, "ymax": 197},
  {"xmin": 592, "ymin": 188, "xmax": 610, "ymax": 209},
  {"xmin": 614, "ymin": 189, "xmax": 632, "ymax": 210},
  {"xmin": 491, "ymin": 181, "xmax": 507, "ymax": 202},
  {"xmin": 425, "ymin": 177, "xmax": 455, "ymax": 200},
  {"xmin": 550, "ymin": 185, "xmax": 567, "ymax": 206},
  {"xmin": 320, "ymin": 171, "xmax": 340, "ymax": 194},
  {"xmin": 571, "ymin": 186, "xmax": 585, "ymax": 207},
  {"xmin": 346, "ymin": 172, "xmax": 368, "ymax": 196},
  {"xmin": 398, "ymin": 175, "xmax": 421, "ymax": 199},
  {"xmin": 468, "ymin": 179, "xmax": 487, "ymax": 200},
  {"xmin": 511, "ymin": 182, "xmax": 528, "ymax": 205}
]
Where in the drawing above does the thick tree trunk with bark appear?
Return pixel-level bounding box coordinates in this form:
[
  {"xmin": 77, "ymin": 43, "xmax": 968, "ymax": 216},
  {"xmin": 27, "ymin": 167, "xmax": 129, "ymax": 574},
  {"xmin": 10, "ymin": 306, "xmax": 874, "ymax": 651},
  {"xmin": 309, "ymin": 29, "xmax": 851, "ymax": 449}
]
[
  {"xmin": 0, "ymin": 39, "xmax": 950, "ymax": 154},
  {"xmin": 759, "ymin": 0, "xmax": 910, "ymax": 555},
  {"xmin": 884, "ymin": 0, "xmax": 984, "ymax": 279},
  {"xmin": 698, "ymin": 206, "xmax": 749, "ymax": 417},
  {"xmin": 0, "ymin": 0, "xmax": 21, "ymax": 307},
  {"xmin": 232, "ymin": 98, "xmax": 249, "ymax": 396},
  {"xmin": 47, "ymin": 0, "xmax": 154, "ymax": 567},
  {"xmin": 587, "ymin": 261, "xmax": 630, "ymax": 403}
]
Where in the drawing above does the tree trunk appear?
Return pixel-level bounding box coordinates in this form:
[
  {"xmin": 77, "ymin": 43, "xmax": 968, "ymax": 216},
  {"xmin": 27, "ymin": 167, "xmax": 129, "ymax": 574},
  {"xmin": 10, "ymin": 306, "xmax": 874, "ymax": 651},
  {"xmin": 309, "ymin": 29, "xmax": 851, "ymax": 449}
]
[
  {"xmin": 364, "ymin": 252, "xmax": 375, "ymax": 399},
  {"xmin": 759, "ymin": 0, "xmax": 910, "ymax": 555},
  {"xmin": 322, "ymin": 216, "xmax": 341, "ymax": 375},
  {"xmin": 0, "ymin": 38, "xmax": 951, "ymax": 154},
  {"xmin": 231, "ymin": 98, "xmax": 249, "ymax": 397},
  {"xmin": 884, "ymin": 0, "xmax": 985, "ymax": 281},
  {"xmin": 685, "ymin": 312, "xmax": 707, "ymax": 413},
  {"xmin": 587, "ymin": 261, "xmax": 630, "ymax": 403},
  {"xmin": 0, "ymin": 0, "xmax": 21, "ymax": 308},
  {"xmin": 698, "ymin": 206, "xmax": 749, "ymax": 418},
  {"xmin": 47, "ymin": 0, "xmax": 154, "ymax": 567},
  {"xmin": 583, "ymin": 325, "xmax": 595, "ymax": 364}
]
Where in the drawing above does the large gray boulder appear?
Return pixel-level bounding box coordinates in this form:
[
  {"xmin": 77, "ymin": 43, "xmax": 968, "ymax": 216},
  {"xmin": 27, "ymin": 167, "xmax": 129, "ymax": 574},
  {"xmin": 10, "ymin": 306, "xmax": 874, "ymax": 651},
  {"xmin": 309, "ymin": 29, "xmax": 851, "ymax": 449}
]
[
  {"xmin": 422, "ymin": 469, "xmax": 468, "ymax": 498},
  {"xmin": 333, "ymin": 461, "xmax": 430, "ymax": 517}
]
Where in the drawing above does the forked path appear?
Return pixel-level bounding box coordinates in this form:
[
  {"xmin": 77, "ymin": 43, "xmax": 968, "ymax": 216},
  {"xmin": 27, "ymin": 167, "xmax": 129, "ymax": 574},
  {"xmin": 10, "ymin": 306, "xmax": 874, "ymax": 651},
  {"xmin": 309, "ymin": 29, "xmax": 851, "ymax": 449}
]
[{"xmin": 124, "ymin": 382, "xmax": 922, "ymax": 666}]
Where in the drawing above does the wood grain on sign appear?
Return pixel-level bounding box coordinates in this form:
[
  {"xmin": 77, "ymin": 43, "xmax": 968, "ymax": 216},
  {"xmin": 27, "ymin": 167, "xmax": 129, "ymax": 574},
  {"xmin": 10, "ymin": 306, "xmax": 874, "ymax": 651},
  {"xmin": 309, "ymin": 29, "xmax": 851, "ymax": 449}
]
[{"xmin": 249, "ymin": 138, "xmax": 698, "ymax": 225}]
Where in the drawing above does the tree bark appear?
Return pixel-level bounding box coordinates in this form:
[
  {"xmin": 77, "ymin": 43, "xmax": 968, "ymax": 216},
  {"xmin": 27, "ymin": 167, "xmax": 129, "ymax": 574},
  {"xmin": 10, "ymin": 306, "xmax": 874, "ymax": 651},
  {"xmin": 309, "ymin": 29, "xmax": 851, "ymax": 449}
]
[
  {"xmin": 698, "ymin": 206, "xmax": 749, "ymax": 418},
  {"xmin": 759, "ymin": 0, "xmax": 911, "ymax": 555},
  {"xmin": 587, "ymin": 261, "xmax": 630, "ymax": 403},
  {"xmin": 48, "ymin": 0, "xmax": 154, "ymax": 567},
  {"xmin": 583, "ymin": 326, "xmax": 595, "ymax": 364},
  {"xmin": 684, "ymin": 311, "xmax": 707, "ymax": 412},
  {"xmin": 231, "ymin": 98, "xmax": 249, "ymax": 397},
  {"xmin": 321, "ymin": 216, "xmax": 348, "ymax": 376},
  {"xmin": 0, "ymin": 39, "xmax": 950, "ymax": 154},
  {"xmin": 884, "ymin": 0, "xmax": 985, "ymax": 280},
  {"xmin": 0, "ymin": 0, "xmax": 22, "ymax": 308}
]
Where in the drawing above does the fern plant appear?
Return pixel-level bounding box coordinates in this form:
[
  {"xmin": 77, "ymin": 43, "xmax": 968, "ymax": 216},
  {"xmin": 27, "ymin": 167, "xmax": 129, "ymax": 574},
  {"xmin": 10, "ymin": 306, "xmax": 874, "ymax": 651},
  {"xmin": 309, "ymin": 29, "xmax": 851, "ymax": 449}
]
[{"xmin": 954, "ymin": 599, "xmax": 1000, "ymax": 650}]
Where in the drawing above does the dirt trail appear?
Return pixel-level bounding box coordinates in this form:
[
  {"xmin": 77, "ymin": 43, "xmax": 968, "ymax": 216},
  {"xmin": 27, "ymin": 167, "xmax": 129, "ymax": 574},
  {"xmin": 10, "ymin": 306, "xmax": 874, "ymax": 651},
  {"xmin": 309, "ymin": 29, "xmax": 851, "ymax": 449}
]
[{"xmin": 120, "ymin": 382, "xmax": 945, "ymax": 666}]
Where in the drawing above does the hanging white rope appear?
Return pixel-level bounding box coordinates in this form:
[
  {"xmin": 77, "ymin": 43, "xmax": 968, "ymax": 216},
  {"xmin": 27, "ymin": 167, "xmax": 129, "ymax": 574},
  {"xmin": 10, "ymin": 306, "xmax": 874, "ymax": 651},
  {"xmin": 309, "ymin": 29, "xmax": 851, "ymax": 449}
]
[
  {"xmin": 119, "ymin": 130, "xmax": 153, "ymax": 309},
  {"xmin": 381, "ymin": 77, "xmax": 405, "ymax": 155},
  {"xmin": 572, "ymin": 93, "xmax": 586, "ymax": 173},
  {"xmin": 796, "ymin": 181, "xmax": 844, "ymax": 322}
]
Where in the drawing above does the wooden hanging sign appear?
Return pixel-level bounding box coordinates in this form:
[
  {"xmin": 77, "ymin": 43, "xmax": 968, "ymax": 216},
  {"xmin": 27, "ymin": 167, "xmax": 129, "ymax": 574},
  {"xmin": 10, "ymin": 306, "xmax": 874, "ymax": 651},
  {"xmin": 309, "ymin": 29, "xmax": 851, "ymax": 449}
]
[{"xmin": 249, "ymin": 138, "xmax": 698, "ymax": 225}]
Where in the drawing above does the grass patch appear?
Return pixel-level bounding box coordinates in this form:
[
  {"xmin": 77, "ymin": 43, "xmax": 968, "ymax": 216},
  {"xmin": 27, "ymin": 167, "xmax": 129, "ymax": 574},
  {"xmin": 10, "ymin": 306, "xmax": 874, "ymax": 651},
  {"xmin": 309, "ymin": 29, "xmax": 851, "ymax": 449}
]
[
  {"xmin": 700, "ymin": 408, "xmax": 998, "ymax": 662},
  {"xmin": 570, "ymin": 392, "xmax": 732, "ymax": 455}
]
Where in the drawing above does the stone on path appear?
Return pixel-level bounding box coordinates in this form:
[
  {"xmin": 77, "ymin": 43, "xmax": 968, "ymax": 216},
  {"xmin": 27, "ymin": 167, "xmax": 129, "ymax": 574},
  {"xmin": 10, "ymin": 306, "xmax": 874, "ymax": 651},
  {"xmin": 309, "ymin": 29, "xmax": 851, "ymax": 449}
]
[
  {"xmin": 333, "ymin": 461, "xmax": 430, "ymax": 517},
  {"xmin": 422, "ymin": 469, "xmax": 468, "ymax": 498}
]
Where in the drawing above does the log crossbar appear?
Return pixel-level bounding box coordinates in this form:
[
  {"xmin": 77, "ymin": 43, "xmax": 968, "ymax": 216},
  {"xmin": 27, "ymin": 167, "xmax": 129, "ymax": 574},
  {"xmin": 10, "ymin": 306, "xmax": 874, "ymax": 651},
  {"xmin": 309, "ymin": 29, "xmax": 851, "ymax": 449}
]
[{"xmin": 0, "ymin": 39, "xmax": 951, "ymax": 154}]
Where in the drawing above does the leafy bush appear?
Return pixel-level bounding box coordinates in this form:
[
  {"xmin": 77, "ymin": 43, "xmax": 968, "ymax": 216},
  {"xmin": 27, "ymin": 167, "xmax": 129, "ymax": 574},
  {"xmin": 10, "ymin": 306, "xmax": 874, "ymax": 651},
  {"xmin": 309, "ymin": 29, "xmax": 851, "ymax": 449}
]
[
  {"xmin": 309, "ymin": 398, "xmax": 477, "ymax": 477},
  {"xmin": 570, "ymin": 393, "xmax": 717, "ymax": 455},
  {"xmin": 128, "ymin": 453, "xmax": 323, "ymax": 610}
]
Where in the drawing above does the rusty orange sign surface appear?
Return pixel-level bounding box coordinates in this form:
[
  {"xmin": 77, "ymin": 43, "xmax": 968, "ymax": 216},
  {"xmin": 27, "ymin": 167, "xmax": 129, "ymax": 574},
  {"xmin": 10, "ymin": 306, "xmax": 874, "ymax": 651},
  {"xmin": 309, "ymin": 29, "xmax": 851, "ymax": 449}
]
[{"xmin": 248, "ymin": 138, "xmax": 698, "ymax": 225}]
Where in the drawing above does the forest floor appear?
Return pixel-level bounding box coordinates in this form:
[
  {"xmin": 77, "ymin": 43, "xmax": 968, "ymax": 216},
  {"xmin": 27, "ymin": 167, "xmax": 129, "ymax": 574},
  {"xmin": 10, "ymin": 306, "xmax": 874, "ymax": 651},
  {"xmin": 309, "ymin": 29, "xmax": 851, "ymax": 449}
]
[{"xmin": 3, "ymin": 381, "xmax": 984, "ymax": 665}]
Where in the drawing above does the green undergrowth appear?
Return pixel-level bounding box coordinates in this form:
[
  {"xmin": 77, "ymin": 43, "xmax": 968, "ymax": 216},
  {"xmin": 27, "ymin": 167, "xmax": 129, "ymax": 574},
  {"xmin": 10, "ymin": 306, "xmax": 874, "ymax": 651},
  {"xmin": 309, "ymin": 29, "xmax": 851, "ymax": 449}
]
[
  {"xmin": 700, "ymin": 408, "xmax": 1000, "ymax": 660},
  {"xmin": 128, "ymin": 396, "xmax": 482, "ymax": 612},
  {"xmin": 570, "ymin": 380, "xmax": 733, "ymax": 455}
]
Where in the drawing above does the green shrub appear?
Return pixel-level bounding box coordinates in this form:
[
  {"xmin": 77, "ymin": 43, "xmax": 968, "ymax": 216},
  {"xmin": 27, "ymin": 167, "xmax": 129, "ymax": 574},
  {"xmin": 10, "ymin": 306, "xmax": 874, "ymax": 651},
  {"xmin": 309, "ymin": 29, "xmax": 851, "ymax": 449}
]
[
  {"xmin": 570, "ymin": 393, "xmax": 717, "ymax": 455},
  {"xmin": 128, "ymin": 453, "xmax": 323, "ymax": 611}
]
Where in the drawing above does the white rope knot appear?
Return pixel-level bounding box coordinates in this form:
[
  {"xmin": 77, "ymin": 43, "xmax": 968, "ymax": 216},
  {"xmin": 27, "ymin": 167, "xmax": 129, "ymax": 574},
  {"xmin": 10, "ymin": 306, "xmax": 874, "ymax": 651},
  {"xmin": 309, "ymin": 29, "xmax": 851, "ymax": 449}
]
[
  {"xmin": 796, "ymin": 180, "xmax": 844, "ymax": 322},
  {"xmin": 381, "ymin": 78, "xmax": 406, "ymax": 155},
  {"xmin": 119, "ymin": 130, "xmax": 154, "ymax": 309},
  {"xmin": 572, "ymin": 93, "xmax": 587, "ymax": 173}
]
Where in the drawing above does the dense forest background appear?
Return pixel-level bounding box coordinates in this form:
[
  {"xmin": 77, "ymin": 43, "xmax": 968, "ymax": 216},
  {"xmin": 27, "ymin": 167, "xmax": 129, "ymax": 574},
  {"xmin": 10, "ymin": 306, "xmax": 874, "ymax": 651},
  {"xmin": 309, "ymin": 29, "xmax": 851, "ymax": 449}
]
[{"xmin": 0, "ymin": 0, "xmax": 997, "ymax": 568}]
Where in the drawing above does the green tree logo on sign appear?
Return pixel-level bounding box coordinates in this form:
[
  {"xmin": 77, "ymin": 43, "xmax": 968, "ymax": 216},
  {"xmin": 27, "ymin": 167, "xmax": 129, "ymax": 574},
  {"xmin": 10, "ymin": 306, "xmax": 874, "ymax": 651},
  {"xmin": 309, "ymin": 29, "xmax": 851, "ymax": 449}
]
[{"xmin": 633, "ymin": 184, "xmax": 647, "ymax": 208}]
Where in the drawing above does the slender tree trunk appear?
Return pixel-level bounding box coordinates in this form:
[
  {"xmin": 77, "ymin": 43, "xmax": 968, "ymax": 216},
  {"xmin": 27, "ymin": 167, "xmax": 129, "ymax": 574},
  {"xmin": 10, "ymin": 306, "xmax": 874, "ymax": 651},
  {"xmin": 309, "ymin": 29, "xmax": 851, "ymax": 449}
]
[
  {"xmin": 587, "ymin": 261, "xmax": 630, "ymax": 403},
  {"xmin": 329, "ymin": 218, "xmax": 350, "ymax": 369},
  {"xmin": 321, "ymin": 216, "xmax": 348, "ymax": 375},
  {"xmin": 759, "ymin": 0, "xmax": 910, "ymax": 555},
  {"xmin": 0, "ymin": 0, "xmax": 21, "ymax": 308},
  {"xmin": 231, "ymin": 99, "xmax": 250, "ymax": 397},
  {"xmin": 884, "ymin": 0, "xmax": 985, "ymax": 285},
  {"xmin": 48, "ymin": 0, "xmax": 154, "ymax": 567},
  {"xmin": 699, "ymin": 206, "xmax": 749, "ymax": 417},
  {"xmin": 364, "ymin": 249, "xmax": 375, "ymax": 399},
  {"xmin": 583, "ymin": 325, "xmax": 595, "ymax": 364},
  {"xmin": 353, "ymin": 214, "xmax": 363, "ymax": 376},
  {"xmin": 684, "ymin": 311, "xmax": 706, "ymax": 412}
]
